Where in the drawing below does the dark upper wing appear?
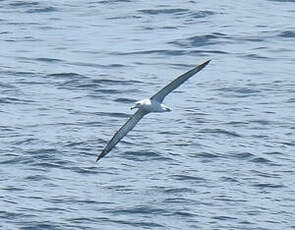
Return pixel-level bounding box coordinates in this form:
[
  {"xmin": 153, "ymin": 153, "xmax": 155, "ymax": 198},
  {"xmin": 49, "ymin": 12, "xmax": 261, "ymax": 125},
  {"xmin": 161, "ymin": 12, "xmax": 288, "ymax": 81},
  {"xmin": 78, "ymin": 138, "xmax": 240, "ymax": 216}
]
[
  {"xmin": 96, "ymin": 109, "xmax": 148, "ymax": 162},
  {"xmin": 150, "ymin": 60, "xmax": 210, "ymax": 103}
]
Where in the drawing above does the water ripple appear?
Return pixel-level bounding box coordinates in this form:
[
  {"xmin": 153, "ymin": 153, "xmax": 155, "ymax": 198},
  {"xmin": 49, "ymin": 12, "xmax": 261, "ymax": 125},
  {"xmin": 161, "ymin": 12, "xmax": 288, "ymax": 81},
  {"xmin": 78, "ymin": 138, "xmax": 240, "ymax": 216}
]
[
  {"xmin": 138, "ymin": 8, "xmax": 189, "ymax": 15},
  {"xmin": 170, "ymin": 33, "xmax": 229, "ymax": 48},
  {"xmin": 1, "ymin": 0, "xmax": 295, "ymax": 229},
  {"xmin": 199, "ymin": 128, "xmax": 242, "ymax": 137},
  {"xmin": 26, "ymin": 6, "xmax": 59, "ymax": 13},
  {"xmin": 278, "ymin": 30, "xmax": 295, "ymax": 38}
]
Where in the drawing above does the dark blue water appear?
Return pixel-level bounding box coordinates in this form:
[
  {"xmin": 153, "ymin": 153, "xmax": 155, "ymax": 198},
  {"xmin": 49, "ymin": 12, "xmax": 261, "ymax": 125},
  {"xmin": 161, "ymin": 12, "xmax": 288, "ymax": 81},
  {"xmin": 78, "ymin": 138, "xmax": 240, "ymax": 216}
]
[{"xmin": 1, "ymin": 0, "xmax": 295, "ymax": 229}]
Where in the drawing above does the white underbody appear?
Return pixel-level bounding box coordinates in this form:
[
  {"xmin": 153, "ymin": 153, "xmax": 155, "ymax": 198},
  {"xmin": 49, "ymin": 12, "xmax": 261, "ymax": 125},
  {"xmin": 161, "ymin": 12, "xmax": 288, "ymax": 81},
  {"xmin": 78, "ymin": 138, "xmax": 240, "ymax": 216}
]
[{"xmin": 132, "ymin": 99, "xmax": 171, "ymax": 113}]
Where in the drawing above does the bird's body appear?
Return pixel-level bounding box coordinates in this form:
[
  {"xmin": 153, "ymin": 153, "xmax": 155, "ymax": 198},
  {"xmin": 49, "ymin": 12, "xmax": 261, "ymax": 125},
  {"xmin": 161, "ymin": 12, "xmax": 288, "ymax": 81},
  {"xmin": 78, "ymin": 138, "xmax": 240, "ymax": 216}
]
[
  {"xmin": 96, "ymin": 60, "xmax": 210, "ymax": 162},
  {"xmin": 132, "ymin": 99, "xmax": 171, "ymax": 113}
]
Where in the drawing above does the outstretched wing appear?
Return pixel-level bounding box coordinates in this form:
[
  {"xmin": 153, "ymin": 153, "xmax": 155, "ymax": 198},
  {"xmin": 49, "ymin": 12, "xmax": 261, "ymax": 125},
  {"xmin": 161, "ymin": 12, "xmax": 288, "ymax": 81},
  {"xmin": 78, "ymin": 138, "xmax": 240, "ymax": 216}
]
[
  {"xmin": 151, "ymin": 60, "xmax": 210, "ymax": 103},
  {"xmin": 97, "ymin": 109, "xmax": 148, "ymax": 162}
]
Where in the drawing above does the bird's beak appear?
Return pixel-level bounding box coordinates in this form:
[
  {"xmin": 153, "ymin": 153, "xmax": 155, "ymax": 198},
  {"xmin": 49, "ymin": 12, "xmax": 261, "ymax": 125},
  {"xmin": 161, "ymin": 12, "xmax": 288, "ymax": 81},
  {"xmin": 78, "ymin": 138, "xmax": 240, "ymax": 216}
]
[{"xmin": 130, "ymin": 106, "xmax": 135, "ymax": 110}]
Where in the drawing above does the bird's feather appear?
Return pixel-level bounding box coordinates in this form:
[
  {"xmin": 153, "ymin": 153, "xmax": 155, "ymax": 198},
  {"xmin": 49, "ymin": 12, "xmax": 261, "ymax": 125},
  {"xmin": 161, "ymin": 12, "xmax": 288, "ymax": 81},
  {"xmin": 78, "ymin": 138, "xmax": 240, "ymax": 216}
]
[
  {"xmin": 96, "ymin": 109, "xmax": 148, "ymax": 162},
  {"xmin": 151, "ymin": 60, "xmax": 210, "ymax": 103},
  {"xmin": 97, "ymin": 60, "xmax": 210, "ymax": 162}
]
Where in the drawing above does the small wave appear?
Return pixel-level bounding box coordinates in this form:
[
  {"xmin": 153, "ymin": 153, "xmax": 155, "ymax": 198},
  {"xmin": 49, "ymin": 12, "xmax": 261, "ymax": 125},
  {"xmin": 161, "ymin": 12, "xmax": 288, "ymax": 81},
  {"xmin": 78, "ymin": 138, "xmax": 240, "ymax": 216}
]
[
  {"xmin": 71, "ymin": 166, "xmax": 98, "ymax": 175},
  {"xmin": 47, "ymin": 72, "xmax": 84, "ymax": 78},
  {"xmin": 190, "ymin": 10, "xmax": 215, "ymax": 19},
  {"xmin": 9, "ymin": 2, "xmax": 39, "ymax": 7},
  {"xmin": 232, "ymin": 152, "xmax": 254, "ymax": 159},
  {"xmin": 46, "ymin": 73, "xmax": 89, "ymax": 89},
  {"xmin": 31, "ymin": 161, "xmax": 68, "ymax": 169},
  {"xmin": 0, "ymin": 97, "xmax": 35, "ymax": 104},
  {"xmin": 268, "ymin": 0, "xmax": 295, "ymax": 2},
  {"xmin": 190, "ymin": 49, "xmax": 229, "ymax": 55},
  {"xmin": 158, "ymin": 131, "xmax": 177, "ymax": 135},
  {"xmin": 4, "ymin": 70, "xmax": 37, "ymax": 77},
  {"xmin": 169, "ymin": 33, "xmax": 229, "ymax": 48},
  {"xmin": 159, "ymin": 26, "xmax": 178, "ymax": 30},
  {"xmin": 138, "ymin": 8, "xmax": 215, "ymax": 21},
  {"xmin": 220, "ymin": 176, "xmax": 239, "ymax": 182},
  {"xmin": 196, "ymin": 152, "xmax": 220, "ymax": 158},
  {"xmin": 224, "ymin": 121, "xmax": 249, "ymax": 127},
  {"xmin": 26, "ymin": 6, "xmax": 59, "ymax": 13},
  {"xmin": 93, "ymin": 78, "xmax": 142, "ymax": 85},
  {"xmin": 17, "ymin": 222, "xmax": 61, "ymax": 229},
  {"xmin": 243, "ymin": 53, "xmax": 273, "ymax": 60},
  {"xmin": 114, "ymin": 98, "xmax": 136, "ymax": 103},
  {"xmin": 163, "ymin": 187, "xmax": 196, "ymax": 194},
  {"xmin": 6, "ymin": 22, "xmax": 40, "ymax": 26},
  {"xmin": 123, "ymin": 150, "xmax": 161, "ymax": 161},
  {"xmin": 113, "ymin": 49, "xmax": 186, "ymax": 56},
  {"xmin": 38, "ymin": 26, "xmax": 59, "ymax": 30},
  {"xmin": 278, "ymin": 141, "xmax": 295, "ymax": 146},
  {"xmin": 26, "ymin": 148, "xmax": 58, "ymax": 159},
  {"xmin": 68, "ymin": 61, "xmax": 126, "ymax": 69},
  {"xmin": 263, "ymin": 151, "xmax": 283, "ymax": 155},
  {"xmin": 163, "ymin": 197, "xmax": 197, "ymax": 204},
  {"xmin": 251, "ymin": 169, "xmax": 281, "ymax": 178},
  {"xmin": 13, "ymin": 138, "xmax": 37, "ymax": 146},
  {"xmin": 250, "ymin": 119, "xmax": 272, "ymax": 125},
  {"xmin": 213, "ymin": 215, "xmax": 238, "ymax": 221},
  {"xmin": 171, "ymin": 175, "xmax": 205, "ymax": 182},
  {"xmin": 94, "ymin": 88, "xmax": 122, "ymax": 94},
  {"xmin": 108, "ymin": 219, "xmax": 164, "ymax": 228},
  {"xmin": 107, "ymin": 15, "xmax": 142, "ymax": 20},
  {"xmin": 138, "ymin": 8, "xmax": 189, "ymax": 15},
  {"xmin": 0, "ymin": 82, "xmax": 15, "ymax": 89},
  {"xmin": 250, "ymin": 157, "xmax": 272, "ymax": 164},
  {"xmin": 66, "ymin": 217, "xmax": 96, "ymax": 224},
  {"xmin": 95, "ymin": 111, "xmax": 130, "ymax": 118},
  {"xmin": 171, "ymin": 211, "xmax": 195, "ymax": 217},
  {"xmin": 287, "ymin": 98, "xmax": 295, "ymax": 103},
  {"xmin": 278, "ymin": 31, "xmax": 295, "ymax": 38},
  {"xmin": 252, "ymin": 183, "xmax": 284, "ymax": 188},
  {"xmin": 0, "ymin": 125, "xmax": 16, "ymax": 132},
  {"xmin": 111, "ymin": 205, "xmax": 166, "ymax": 215},
  {"xmin": 199, "ymin": 128, "xmax": 241, "ymax": 137},
  {"xmin": 35, "ymin": 57, "xmax": 63, "ymax": 63},
  {"xmin": 25, "ymin": 174, "xmax": 48, "ymax": 181},
  {"xmin": 216, "ymin": 87, "xmax": 260, "ymax": 95},
  {"xmin": 0, "ymin": 156, "xmax": 21, "ymax": 165},
  {"xmin": 2, "ymin": 186, "xmax": 25, "ymax": 192},
  {"xmin": 97, "ymin": 0, "xmax": 132, "ymax": 4},
  {"xmin": 114, "ymin": 49, "xmax": 229, "ymax": 56}
]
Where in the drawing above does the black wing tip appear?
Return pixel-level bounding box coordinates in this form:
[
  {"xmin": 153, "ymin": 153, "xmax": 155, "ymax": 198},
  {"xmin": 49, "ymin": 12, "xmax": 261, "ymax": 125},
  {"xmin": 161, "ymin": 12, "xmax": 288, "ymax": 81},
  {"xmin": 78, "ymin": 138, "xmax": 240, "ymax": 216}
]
[
  {"xmin": 96, "ymin": 155, "xmax": 101, "ymax": 162},
  {"xmin": 96, "ymin": 150, "xmax": 107, "ymax": 162},
  {"xmin": 198, "ymin": 59, "xmax": 211, "ymax": 69}
]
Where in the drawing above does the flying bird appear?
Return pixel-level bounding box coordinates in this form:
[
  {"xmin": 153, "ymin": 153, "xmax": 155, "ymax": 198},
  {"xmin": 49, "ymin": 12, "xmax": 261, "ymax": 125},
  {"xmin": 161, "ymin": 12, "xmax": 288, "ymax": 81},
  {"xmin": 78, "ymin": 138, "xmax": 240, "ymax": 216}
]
[{"xmin": 96, "ymin": 60, "xmax": 210, "ymax": 162}]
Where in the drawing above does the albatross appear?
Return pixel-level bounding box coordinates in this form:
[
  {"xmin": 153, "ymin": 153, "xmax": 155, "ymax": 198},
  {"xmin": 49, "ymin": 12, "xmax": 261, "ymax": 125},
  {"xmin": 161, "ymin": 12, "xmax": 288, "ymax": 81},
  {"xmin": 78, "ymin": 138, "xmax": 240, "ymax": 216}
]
[{"xmin": 96, "ymin": 60, "xmax": 210, "ymax": 162}]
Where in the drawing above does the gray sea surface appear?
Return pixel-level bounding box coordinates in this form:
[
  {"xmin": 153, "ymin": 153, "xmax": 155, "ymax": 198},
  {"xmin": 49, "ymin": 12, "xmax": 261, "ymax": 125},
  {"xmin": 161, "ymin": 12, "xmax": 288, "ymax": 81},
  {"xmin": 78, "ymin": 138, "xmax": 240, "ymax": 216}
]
[{"xmin": 1, "ymin": 0, "xmax": 295, "ymax": 229}]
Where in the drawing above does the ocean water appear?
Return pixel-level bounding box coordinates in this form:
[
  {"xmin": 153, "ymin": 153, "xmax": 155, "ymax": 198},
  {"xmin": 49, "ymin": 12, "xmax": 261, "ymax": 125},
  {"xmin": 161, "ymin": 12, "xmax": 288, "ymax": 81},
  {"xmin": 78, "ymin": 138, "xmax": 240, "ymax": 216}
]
[{"xmin": 1, "ymin": 0, "xmax": 295, "ymax": 229}]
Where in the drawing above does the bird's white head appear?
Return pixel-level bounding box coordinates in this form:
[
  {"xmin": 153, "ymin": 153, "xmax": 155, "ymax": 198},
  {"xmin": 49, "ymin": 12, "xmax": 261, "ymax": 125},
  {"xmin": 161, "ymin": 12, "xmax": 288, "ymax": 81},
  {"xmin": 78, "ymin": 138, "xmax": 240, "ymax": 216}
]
[{"xmin": 130, "ymin": 101, "xmax": 142, "ymax": 110}]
